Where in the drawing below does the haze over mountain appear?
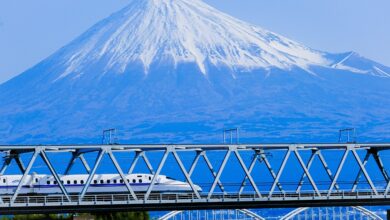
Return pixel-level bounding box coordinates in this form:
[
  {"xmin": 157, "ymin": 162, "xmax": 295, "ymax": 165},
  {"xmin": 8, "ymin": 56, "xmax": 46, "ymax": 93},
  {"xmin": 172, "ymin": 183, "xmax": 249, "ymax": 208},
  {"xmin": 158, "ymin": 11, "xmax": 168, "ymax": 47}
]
[{"xmin": 1, "ymin": 0, "xmax": 389, "ymax": 144}]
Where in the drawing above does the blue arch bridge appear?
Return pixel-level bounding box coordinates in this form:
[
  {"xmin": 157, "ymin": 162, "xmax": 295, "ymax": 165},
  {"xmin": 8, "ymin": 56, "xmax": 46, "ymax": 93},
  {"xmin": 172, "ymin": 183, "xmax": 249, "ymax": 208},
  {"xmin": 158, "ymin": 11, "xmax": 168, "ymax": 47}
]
[{"xmin": 0, "ymin": 143, "xmax": 389, "ymax": 216}]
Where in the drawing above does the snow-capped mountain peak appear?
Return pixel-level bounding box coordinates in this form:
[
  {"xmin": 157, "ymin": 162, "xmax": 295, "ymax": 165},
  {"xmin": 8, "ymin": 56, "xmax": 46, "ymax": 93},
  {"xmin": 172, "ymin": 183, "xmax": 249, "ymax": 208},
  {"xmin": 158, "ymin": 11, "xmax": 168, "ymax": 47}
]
[{"xmin": 56, "ymin": 0, "xmax": 330, "ymax": 80}]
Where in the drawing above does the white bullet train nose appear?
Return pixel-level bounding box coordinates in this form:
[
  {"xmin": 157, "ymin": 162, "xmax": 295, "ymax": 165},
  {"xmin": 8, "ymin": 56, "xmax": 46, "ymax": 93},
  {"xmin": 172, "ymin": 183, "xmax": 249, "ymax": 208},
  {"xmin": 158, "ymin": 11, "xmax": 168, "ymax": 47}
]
[{"xmin": 184, "ymin": 181, "xmax": 202, "ymax": 192}]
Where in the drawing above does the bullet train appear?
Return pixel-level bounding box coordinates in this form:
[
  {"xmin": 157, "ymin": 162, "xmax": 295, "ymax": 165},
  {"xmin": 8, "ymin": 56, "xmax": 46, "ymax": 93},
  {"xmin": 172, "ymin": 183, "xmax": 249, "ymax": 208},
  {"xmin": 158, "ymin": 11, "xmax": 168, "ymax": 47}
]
[{"xmin": 0, "ymin": 173, "xmax": 202, "ymax": 195}]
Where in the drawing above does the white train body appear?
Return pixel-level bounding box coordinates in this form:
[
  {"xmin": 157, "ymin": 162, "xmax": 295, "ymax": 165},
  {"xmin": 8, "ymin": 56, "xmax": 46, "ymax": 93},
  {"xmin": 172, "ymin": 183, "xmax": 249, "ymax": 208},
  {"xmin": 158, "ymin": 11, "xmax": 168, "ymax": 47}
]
[{"xmin": 0, "ymin": 174, "xmax": 202, "ymax": 195}]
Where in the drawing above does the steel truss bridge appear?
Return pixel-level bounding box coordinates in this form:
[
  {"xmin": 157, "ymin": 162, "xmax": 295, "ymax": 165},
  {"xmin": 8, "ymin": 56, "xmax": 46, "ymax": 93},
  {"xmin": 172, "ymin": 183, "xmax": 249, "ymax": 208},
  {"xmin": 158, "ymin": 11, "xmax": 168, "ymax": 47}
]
[
  {"xmin": 0, "ymin": 143, "xmax": 390, "ymax": 214},
  {"xmin": 158, "ymin": 206, "xmax": 383, "ymax": 220}
]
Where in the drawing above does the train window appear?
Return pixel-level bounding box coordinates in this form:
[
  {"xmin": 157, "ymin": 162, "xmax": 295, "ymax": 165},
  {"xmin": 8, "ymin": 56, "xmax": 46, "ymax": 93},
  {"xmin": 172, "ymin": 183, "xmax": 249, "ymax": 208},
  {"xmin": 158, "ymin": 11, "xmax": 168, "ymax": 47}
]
[
  {"xmin": 61, "ymin": 180, "xmax": 64, "ymax": 184},
  {"xmin": 47, "ymin": 181, "xmax": 50, "ymax": 185},
  {"xmin": 80, "ymin": 180, "xmax": 84, "ymax": 184},
  {"xmin": 120, "ymin": 179, "xmax": 123, "ymax": 183},
  {"xmin": 94, "ymin": 180, "xmax": 97, "ymax": 184},
  {"xmin": 132, "ymin": 179, "xmax": 136, "ymax": 183},
  {"xmin": 139, "ymin": 179, "xmax": 142, "ymax": 183},
  {"xmin": 67, "ymin": 180, "xmax": 71, "ymax": 184},
  {"xmin": 149, "ymin": 176, "xmax": 151, "ymax": 181},
  {"xmin": 107, "ymin": 180, "xmax": 110, "ymax": 184},
  {"xmin": 113, "ymin": 179, "xmax": 117, "ymax": 184},
  {"xmin": 54, "ymin": 181, "xmax": 57, "ymax": 184},
  {"xmin": 3, "ymin": 179, "xmax": 6, "ymax": 183},
  {"xmin": 127, "ymin": 179, "xmax": 130, "ymax": 183},
  {"xmin": 100, "ymin": 180, "xmax": 104, "ymax": 184},
  {"xmin": 74, "ymin": 180, "xmax": 77, "ymax": 184},
  {"xmin": 35, "ymin": 178, "xmax": 39, "ymax": 183}
]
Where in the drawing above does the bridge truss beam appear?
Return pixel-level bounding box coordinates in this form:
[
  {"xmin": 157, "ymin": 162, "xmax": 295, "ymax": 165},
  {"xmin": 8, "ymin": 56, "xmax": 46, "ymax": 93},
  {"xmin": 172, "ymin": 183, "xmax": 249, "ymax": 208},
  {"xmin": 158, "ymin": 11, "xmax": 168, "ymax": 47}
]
[{"xmin": 281, "ymin": 206, "xmax": 383, "ymax": 220}]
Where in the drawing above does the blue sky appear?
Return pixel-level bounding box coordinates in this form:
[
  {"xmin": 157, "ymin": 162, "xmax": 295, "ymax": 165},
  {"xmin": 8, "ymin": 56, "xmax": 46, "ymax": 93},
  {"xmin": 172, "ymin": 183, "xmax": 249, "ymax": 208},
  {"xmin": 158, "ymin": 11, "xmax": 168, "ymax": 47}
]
[{"xmin": 0, "ymin": 0, "xmax": 389, "ymax": 84}]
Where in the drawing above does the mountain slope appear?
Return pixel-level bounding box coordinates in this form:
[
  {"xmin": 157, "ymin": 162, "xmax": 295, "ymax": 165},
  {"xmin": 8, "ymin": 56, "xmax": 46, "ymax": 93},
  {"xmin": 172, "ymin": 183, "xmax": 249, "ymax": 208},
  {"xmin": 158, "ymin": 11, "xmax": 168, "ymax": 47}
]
[{"xmin": 0, "ymin": 0, "xmax": 389, "ymax": 144}]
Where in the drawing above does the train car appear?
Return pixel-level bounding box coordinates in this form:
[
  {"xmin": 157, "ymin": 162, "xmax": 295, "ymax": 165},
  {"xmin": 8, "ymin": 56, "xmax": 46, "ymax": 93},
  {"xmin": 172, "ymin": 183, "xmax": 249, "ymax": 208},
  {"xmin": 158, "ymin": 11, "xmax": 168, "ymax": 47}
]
[{"xmin": 0, "ymin": 173, "xmax": 202, "ymax": 195}]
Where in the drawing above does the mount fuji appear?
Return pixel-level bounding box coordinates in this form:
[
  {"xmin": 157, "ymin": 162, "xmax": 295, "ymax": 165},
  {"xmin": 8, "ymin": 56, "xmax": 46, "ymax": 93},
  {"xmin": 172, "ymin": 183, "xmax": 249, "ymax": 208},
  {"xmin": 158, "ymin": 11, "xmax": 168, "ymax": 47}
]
[{"xmin": 1, "ymin": 0, "xmax": 389, "ymax": 144}]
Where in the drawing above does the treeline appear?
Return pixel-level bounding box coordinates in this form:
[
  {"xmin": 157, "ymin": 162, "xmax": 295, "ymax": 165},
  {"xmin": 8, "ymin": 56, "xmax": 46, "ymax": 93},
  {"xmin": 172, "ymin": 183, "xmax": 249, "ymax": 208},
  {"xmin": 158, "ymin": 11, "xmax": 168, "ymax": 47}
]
[
  {"xmin": 93, "ymin": 212, "xmax": 149, "ymax": 220},
  {"xmin": 0, "ymin": 212, "xmax": 149, "ymax": 220}
]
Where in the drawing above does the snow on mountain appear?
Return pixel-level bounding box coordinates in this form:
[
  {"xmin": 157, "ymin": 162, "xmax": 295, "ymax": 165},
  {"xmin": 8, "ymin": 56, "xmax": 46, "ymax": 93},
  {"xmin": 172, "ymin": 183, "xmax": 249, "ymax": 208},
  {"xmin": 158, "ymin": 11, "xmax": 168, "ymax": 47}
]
[
  {"xmin": 0, "ymin": 0, "xmax": 389, "ymax": 144},
  {"xmin": 55, "ymin": 0, "xmax": 330, "ymax": 80},
  {"xmin": 331, "ymin": 52, "xmax": 390, "ymax": 77}
]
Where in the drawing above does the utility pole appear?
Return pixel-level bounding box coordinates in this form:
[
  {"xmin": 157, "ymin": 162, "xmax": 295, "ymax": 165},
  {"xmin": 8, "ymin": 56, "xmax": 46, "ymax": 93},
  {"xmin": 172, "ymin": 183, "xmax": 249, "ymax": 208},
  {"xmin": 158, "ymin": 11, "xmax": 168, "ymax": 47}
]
[
  {"xmin": 338, "ymin": 128, "xmax": 357, "ymax": 143},
  {"xmin": 223, "ymin": 128, "xmax": 240, "ymax": 144},
  {"xmin": 102, "ymin": 128, "xmax": 118, "ymax": 145}
]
